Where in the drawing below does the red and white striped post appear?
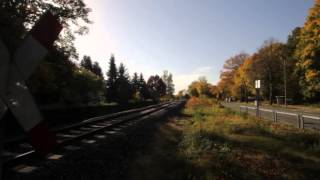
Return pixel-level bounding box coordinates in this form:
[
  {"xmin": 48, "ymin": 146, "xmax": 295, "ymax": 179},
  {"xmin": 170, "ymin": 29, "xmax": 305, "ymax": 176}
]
[{"xmin": 0, "ymin": 12, "xmax": 62, "ymax": 157}]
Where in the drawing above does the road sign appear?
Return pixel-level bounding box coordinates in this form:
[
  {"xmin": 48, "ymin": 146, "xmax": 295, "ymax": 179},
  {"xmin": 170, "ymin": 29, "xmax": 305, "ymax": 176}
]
[
  {"xmin": 0, "ymin": 11, "xmax": 62, "ymax": 155},
  {"xmin": 255, "ymin": 80, "xmax": 261, "ymax": 89}
]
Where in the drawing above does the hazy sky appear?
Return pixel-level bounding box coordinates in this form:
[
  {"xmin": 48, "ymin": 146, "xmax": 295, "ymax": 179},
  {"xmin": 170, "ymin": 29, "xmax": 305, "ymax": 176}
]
[{"xmin": 75, "ymin": 0, "xmax": 314, "ymax": 92}]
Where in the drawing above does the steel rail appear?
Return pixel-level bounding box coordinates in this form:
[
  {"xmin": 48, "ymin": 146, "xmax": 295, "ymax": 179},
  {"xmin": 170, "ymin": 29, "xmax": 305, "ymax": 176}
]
[{"xmin": 3, "ymin": 101, "xmax": 177, "ymax": 167}]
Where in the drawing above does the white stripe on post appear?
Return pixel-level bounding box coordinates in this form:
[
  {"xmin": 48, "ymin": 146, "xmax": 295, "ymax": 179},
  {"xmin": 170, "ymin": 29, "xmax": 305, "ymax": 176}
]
[
  {"xmin": 4, "ymin": 68, "xmax": 42, "ymax": 131},
  {"xmin": 13, "ymin": 36, "xmax": 48, "ymax": 81}
]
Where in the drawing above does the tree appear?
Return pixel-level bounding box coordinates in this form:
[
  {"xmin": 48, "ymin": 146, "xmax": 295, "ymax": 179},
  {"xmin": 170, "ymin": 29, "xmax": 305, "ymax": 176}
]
[
  {"xmin": 1, "ymin": 0, "xmax": 99, "ymax": 106},
  {"xmin": 115, "ymin": 63, "xmax": 132, "ymax": 104},
  {"xmin": 80, "ymin": 56, "xmax": 103, "ymax": 78},
  {"xmin": 0, "ymin": 0, "xmax": 91, "ymax": 58},
  {"xmin": 295, "ymin": 1, "xmax": 320, "ymax": 101},
  {"xmin": 189, "ymin": 87, "xmax": 200, "ymax": 97},
  {"xmin": 217, "ymin": 52, "xmax": 249, "ymax": 100},
  {"xmin": 233, "ymin": 56, "xmax": 255, "ymax": 102},
  {"xmin": 286, "ymin": 28, "xmax": 303, "ymax": 102},
  {"xmin": 66, "ymin": 68, "xmax": 104, "ymax": 104},
  {"xmin": 253, "ymin": 40, "xmax": 287, "ymax": 104},
  {"xmin": 92, "ymin": 62, "xmax": 103, "ymax": 78},
  {"xmin": 217, "ymin": 70, "xmax": 236, "ymax": 100},
  {"xmin": 162, "ymin": 70, "xmax": 175, "ymax": 97},
  {"xmin": 287, "ymin": 27, "xmax": 301, "ymax": 56},
  {"xmin": 106, "ymin": 55, "xmax": 118, "ymax": 102},
  {"xmin": 188, "ymin": 77, "xmax": 213, "ymax": 97},
  {"xmin": 223, "ymin": 52, "xmax": 249, "ymax": 72},
  {"xmin": 147, "ymin": 75, "xmax": 166, "ymax": 102},
  {"xmin": 132, "ymin": 72, "xmax": 140, "ymax": 94},
  {"xmin": 138, "ymin": 73, "xmax": 150, "ymax": 100},
  {"xmin": 80, "ymin": 55, "xmax": 93, "ymax": 71}
]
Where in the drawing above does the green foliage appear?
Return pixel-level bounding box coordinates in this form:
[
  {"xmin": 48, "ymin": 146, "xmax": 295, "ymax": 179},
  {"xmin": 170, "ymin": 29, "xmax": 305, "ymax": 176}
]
[
  {"xmin": 28, "ymin": 50, "xmax": 104, "ymax": 105},
  {"xmin": 63, "ymin": 68, "xmax": 104, "ymax": 104},
  {"xmin": 0, "ymin": 0, "xmax": 111, "ymax": 106},
  {"xmin": 0, "ymin": 0, "xmax": 91, "ymax": 58}
]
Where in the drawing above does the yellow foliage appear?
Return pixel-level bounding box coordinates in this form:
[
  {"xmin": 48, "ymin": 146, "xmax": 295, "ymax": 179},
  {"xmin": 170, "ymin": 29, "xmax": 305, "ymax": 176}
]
[
  {"xmin": 305, "ymin": 69, "xmax": 319, "ymax": 82},
  {"xmin": 185, "ymin": 97, "xmax": 214, "ymax": 109},
  {"xmin": 302, "ymin": 59, "xmax": 314, "ymax": 68}
]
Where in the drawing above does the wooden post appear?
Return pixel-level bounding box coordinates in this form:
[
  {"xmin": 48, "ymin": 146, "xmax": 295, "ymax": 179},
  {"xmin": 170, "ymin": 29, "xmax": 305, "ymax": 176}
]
[
  {"xmin": 297, "ymin": 114, "xmax": 301, "ymax": 129},
  {"xmin": 301, "ymin": 116, "xmax": 304, "ymax": 129},
  {"xmin": 273, "ymin": 111, "xmax": 276, "ymax": 122}
]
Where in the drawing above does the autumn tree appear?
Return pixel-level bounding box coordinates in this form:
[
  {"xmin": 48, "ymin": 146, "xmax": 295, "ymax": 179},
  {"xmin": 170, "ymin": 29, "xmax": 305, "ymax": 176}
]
[
  {"xmin": 217, "ymin": 52, "xmax": 249, "ymax": 100},
  {"xmin": 295, "ymin": 1, "xmax": 320, "ymax": 101},
  {"xmin": 223, "ymin": 52, "xmax": 249, "ymax": 71},
  {"xmin": 188, "ymin": 77, "xmax": 213, "ymax": 97},
  {"xmin": 232, "ymin": 56, "xmax": 255, "ymax": 102}
]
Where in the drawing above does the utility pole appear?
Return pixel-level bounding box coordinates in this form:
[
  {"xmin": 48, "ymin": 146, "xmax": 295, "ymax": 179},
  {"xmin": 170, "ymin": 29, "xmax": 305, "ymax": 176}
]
[{"xmin": 283, "ymin": 56, "xmax": 287, "ymax": 108}]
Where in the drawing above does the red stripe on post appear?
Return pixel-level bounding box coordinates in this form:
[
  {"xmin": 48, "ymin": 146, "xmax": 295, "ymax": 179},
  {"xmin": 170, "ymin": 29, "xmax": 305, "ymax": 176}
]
[
  {"xmin": 28, "ymin": 122, "xmax": 56, "ymax": 156},
  {"xmin": 30, "ymin": 11, "xmax": 63, "ymax": 49}
]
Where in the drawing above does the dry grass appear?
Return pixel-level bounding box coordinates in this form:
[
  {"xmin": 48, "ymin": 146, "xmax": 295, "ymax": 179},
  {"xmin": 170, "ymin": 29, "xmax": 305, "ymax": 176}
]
[{"xmin": 127, "ymin": 97, "xmax": 320, "ymax": 180}]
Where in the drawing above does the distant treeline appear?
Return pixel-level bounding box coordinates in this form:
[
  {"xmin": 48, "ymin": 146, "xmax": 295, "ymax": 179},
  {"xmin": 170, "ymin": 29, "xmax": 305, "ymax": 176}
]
[
  {"xmin": 185, "ymin": 0, "xmax": 320, "ymax": 104},
  {"xmin": 0, "ymin": 0, "xmax": 175, "ymax": 106}
]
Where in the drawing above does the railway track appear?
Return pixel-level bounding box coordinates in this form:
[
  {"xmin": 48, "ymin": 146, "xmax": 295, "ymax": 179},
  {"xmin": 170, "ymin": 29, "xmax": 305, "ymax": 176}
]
[{"xmin": 2, "ymin": 101, "xmax": 182, "ymax": 169}]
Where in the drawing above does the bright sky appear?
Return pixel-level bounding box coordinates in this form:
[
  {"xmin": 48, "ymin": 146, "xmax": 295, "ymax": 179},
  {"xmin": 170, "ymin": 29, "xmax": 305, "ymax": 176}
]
[{"xmin": 74, "ymin": 0, "xmax": 314, "ymax": 93}]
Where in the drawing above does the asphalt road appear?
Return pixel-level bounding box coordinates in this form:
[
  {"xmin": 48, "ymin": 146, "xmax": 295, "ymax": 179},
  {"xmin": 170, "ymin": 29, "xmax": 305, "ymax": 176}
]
[
  {"xmin": 222, "ymin": 102, "xmax": 320, "ymax": 117},
  {"xmin": 222, "ymin": 102, "xmax": 320, "ymax": 130}
]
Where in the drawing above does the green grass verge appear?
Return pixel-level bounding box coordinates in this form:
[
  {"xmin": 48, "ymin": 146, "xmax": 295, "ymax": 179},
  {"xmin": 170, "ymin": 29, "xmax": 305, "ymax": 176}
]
[{"xmin": 127, "ymin": 98, "xmax": 320, "ymax": 180}]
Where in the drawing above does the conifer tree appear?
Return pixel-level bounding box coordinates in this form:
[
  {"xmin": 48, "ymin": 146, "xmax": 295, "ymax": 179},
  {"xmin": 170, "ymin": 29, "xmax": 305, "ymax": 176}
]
[{"xmin": 106, "ymin": 55, "xmax": 118, "ymax": 102}]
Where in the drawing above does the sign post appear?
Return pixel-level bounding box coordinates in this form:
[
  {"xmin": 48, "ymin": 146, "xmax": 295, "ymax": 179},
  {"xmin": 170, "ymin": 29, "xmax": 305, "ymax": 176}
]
[
  {"xmin": 255, "ymin": 80, "xmax": 261, "ymax": 118},
  {"xmin": 0, "ymin": 11, "xmax": 62, "ymax": 179}
]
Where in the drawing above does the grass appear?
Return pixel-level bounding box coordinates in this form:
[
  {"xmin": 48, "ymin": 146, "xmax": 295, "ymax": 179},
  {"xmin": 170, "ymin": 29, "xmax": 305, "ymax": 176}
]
[{"xmin": 127, "ymin": 97, "xmax": 320, "ymax": 180}]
